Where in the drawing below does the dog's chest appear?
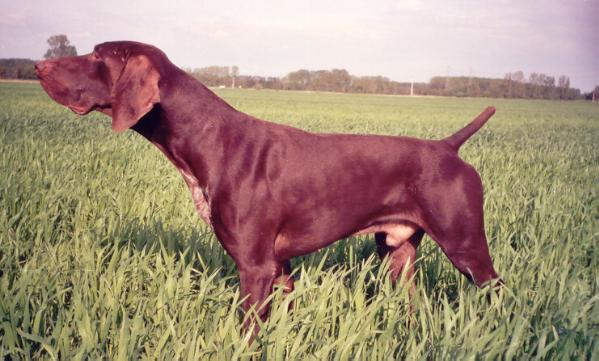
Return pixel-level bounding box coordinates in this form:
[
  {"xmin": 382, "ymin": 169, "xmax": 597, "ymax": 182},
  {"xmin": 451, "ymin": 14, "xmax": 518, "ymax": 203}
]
[{"xmin": 179, "ymin": 169, "xmax": 212, "ymax": 226}]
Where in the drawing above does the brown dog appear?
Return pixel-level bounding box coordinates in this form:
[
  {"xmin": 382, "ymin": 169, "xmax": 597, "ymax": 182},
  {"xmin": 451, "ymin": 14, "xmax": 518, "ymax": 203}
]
[{"xmin": 36, "ymin": 41, "xmax": 501, "ymax": 330}]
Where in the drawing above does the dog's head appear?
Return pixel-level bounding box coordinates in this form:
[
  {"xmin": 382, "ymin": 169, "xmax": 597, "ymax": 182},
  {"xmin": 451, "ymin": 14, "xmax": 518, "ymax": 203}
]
[{"xmin": 36, "ymin": 41, "xmax": 166, "ymax": 132}]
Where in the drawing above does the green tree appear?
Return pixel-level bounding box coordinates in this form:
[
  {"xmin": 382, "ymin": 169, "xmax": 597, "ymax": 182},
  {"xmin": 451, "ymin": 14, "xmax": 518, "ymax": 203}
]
[
  {"xmin": 558, "ymin": 76, "xmax": 570, "ymax": 99},
  {"xmin": 44, "ymin": 35, "xmax": 77, "ymax": 59}
]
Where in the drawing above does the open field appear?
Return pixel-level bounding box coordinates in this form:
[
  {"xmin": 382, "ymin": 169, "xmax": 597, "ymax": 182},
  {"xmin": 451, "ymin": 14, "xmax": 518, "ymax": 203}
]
[{"xmin": 1, "ymin": 82, "xmax": 598, "ymax": 359}]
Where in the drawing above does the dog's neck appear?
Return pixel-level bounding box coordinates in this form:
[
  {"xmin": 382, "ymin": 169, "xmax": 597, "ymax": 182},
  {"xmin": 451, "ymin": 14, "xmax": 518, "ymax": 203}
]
[{"xmin": 130, "ymin": 73, "xmax": 245, "ymax": 190}]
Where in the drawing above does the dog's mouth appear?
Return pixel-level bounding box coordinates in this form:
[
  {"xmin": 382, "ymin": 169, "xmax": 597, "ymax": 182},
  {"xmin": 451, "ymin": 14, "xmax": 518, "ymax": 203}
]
[
  {"xmin": 95, "ymin": 104, "xmax": 112, "ymax": 116},
  {"xmin": 68, "ymin": 103, "xmax": 111, "ymax": 116},
  {"xmin": 68, "ymin": 105, "xmax": 92, "ymax": 115},
  {"xmin": 38, "ymin": 79, "xmax": 109, "ymax": 116},
  {"xmin": 37, "ymin": 77, "xmax": 75, "ymax": 110}
]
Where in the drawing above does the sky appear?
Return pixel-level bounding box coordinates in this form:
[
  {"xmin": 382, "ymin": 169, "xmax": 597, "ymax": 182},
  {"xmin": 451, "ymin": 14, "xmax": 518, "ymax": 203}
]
[{"xmin": 1, "ymin": 0, "xmax": 597, "ymax": 91}]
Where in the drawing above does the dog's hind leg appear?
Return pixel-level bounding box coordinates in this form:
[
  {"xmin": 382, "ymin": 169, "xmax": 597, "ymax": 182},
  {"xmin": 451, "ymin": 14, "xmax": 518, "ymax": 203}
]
[
  {"xmin": 375, "ymin": 230, "xmax": 424, "ymax": 292},
  {"xmin": 273, "ymin": 260, "xmax": 294, "ymax": 293},
  {"xmin": 435, "ymin": 232, "xmax": 500, "ymax": 287}
]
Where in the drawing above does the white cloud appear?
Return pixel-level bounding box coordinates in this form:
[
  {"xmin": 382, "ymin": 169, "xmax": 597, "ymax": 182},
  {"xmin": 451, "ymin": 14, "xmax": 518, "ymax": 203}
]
[
  {"xmin": 393, "ymin": 0, "xmax": 423, "ymax": 11},
  {"xmin": 71, "ymin": 31, "xmax": 92, "ymax": 39},
  {"xmin": 0, "ymin": 10, "xmax": 29, "ymax": 26}
]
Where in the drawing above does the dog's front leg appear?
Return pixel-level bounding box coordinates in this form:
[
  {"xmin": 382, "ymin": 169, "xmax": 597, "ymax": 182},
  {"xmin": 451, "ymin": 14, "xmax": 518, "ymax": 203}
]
[{"xmin": 237, "ymin": 259, "xmax": 290, "ymax": 336}]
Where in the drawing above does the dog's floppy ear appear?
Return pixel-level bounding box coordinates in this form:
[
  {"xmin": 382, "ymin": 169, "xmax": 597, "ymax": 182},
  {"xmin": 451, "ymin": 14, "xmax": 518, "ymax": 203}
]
[{"xmin": 111, "ymin": 54, "xmax": 160, "ymax": 132}]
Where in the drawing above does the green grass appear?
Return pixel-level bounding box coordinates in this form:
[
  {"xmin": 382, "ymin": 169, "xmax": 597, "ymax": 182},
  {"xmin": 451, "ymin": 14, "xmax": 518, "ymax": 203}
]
[{"xmin": 1, "ymin": 82, "xmax": 598, "ymax": 360}]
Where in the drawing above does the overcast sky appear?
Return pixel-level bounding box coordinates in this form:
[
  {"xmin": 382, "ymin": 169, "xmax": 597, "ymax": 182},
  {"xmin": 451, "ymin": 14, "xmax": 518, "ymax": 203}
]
[{"xmin": 1, "ymin": 0, "xmax": 597, "ymax": 91}]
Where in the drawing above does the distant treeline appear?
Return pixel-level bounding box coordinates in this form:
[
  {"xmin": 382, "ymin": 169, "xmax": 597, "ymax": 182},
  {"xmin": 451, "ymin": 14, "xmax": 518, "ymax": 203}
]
[
  {"xmin": 0, "ymin": 57, "xmax": 592, "ymax": 100},
  {"xmin": 426, "ymin": 72, "xmax": 582, "ymax": 100},
  {"xmin": 0, "ymin": 59, "xmax": 37, "ymax": 79},
  {"xmin": 189, "ymin": 67, "xmax": 585, "ymax": 100}
]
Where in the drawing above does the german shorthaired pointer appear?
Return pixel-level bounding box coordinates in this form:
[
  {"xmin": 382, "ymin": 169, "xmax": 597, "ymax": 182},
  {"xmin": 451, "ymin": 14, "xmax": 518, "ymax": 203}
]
[{"xmin": 35, "ymin": 41, "xmax": 501, "ymax": 331}]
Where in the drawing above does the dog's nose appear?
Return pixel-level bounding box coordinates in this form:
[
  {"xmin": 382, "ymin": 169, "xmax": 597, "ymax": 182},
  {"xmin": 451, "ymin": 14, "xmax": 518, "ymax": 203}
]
[
  {"xmin": 35, "ymin": 60, "xmax": 55, "ymax": 76},
  {"xmin": 34, "ymin": 61, "xmax": 45, "ymax": 73}
]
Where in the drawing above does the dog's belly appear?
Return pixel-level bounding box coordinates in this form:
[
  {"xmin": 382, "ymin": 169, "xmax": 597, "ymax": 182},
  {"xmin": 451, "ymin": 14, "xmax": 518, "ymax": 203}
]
[
  {"xmin": 274, "ymin": 218, "xmax": 420, "ymax": 260},
  {"xmin": 351, "ymin": 222, "xmax": 419, "ymax": 247}
]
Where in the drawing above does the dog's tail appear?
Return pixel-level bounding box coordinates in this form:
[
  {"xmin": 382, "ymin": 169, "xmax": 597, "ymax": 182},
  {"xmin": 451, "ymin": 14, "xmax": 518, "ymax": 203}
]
[{"xmin": 443, "ymin": 106, "xmax": 496, "ymax": 151}]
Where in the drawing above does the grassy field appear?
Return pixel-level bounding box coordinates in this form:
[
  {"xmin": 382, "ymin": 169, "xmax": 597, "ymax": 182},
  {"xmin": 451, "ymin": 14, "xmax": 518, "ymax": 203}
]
[{"xmin": 1, "ymin": 82, "xmax": 597, "ymax": 360}]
